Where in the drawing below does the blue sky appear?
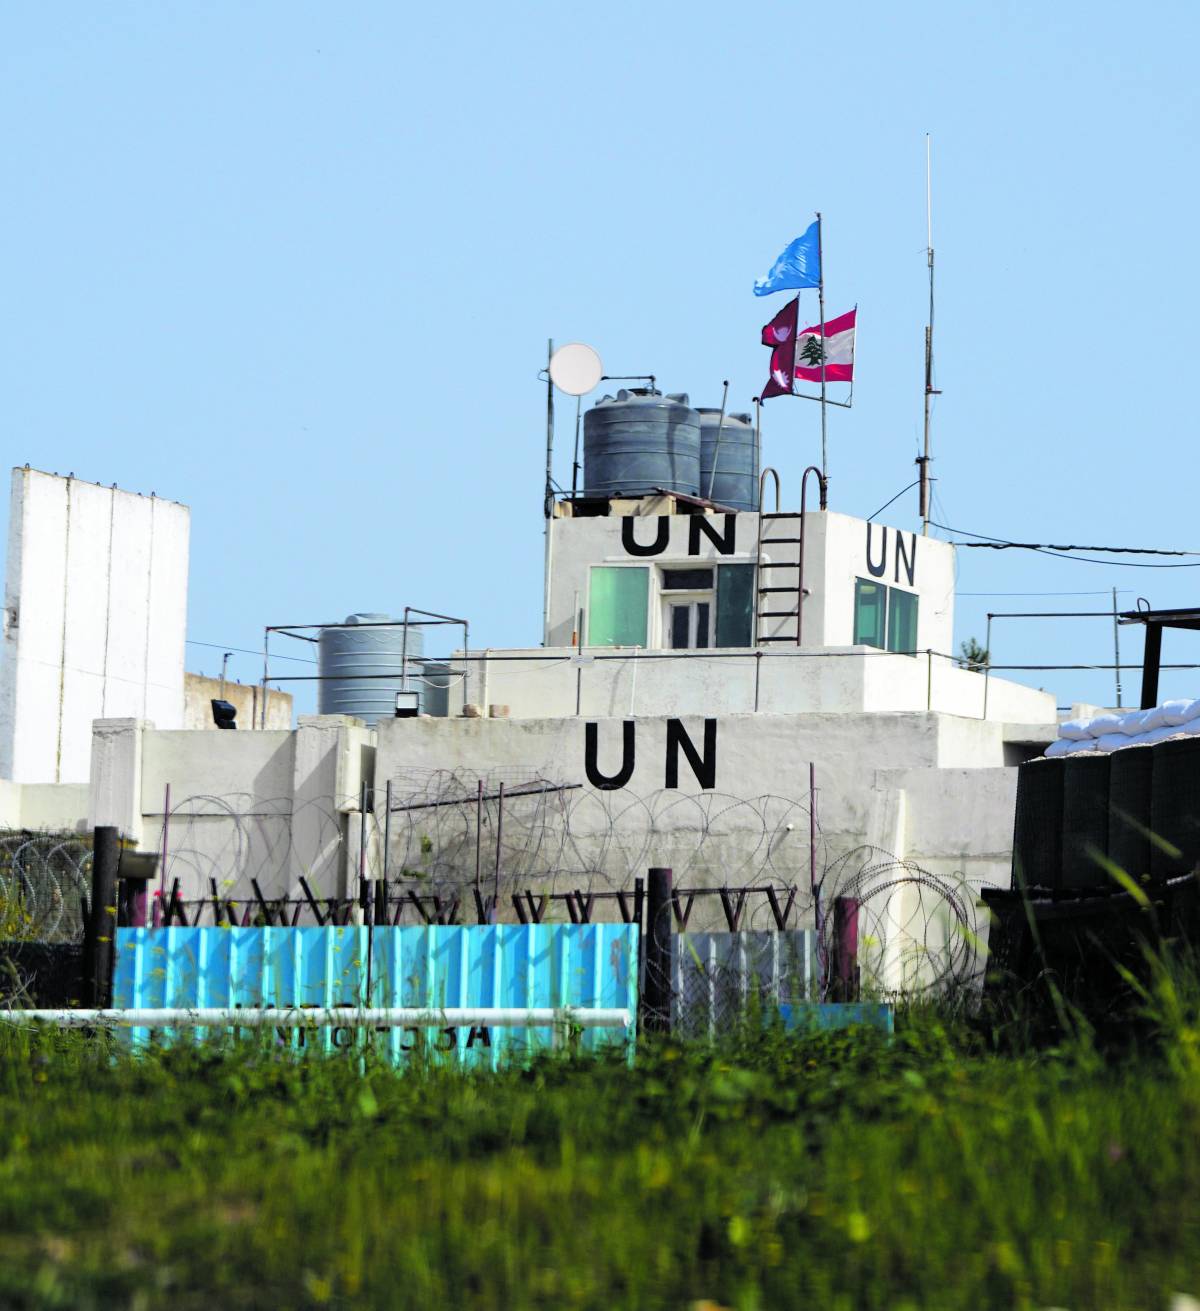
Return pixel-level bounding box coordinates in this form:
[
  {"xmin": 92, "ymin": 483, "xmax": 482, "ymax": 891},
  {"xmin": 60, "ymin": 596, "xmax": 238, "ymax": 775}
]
[{"xmin": 3, "ymin": 2, "xmax": 1198, "ymax": 713}]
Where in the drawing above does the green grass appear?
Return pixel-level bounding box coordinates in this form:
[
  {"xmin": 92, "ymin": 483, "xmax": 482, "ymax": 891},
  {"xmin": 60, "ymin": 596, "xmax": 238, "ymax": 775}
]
[{"xmin": 2, "ymin": 986, "xmax": 1200, "ymax": 1309}]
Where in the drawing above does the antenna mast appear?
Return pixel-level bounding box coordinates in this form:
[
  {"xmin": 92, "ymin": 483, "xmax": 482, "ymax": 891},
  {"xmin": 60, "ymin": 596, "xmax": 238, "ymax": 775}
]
[{"xmin": 919, "ymin": 134, "xmax": 940, "ymax": 535}]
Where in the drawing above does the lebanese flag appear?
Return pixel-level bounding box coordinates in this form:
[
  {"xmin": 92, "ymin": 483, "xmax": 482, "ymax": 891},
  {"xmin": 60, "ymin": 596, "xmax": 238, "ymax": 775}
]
[{"xmin": 761, "ymin": 301, "xmax": 856, "ymax": 398}]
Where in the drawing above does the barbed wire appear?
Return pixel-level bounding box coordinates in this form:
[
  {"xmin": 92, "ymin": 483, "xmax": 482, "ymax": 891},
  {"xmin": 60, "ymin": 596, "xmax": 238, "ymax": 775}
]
[
  {"xmin": 0, "ymin": 831, "xmax": 92, "ymax": 944},
  {"xmin": 153, "ymin": 774, "xmax": 991, "ymax": 1002}
]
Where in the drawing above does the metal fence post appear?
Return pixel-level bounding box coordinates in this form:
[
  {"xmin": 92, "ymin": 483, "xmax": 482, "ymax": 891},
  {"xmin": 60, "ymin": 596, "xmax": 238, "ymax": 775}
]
[
  {"xmin": 642, "ymin": 867, "xmax": 673, "ymax": 1035},
  {"xmin": 85, "ymin": 827, "xmax": 120, "ymax": 1007},
  {"xmin": 831, "ymin": 896, "xmax": 860, "ymax": 1002}
]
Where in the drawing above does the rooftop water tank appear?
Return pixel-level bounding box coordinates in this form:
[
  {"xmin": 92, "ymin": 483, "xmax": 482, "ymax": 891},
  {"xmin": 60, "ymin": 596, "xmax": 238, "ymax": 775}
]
[
  {"xmin": 419, "ymin": 660, "xmax": 452, "ymax": 718},
  {"xmin": 318, "ymin": 613, "xmax": 424, "ymax": 724},
  {"xmin": 697, "ymin": 409, "xmax": 759, "ymax": 511},
  {"xmin": 583, "ymin": 389, "xmax": 701, "ymax": 499}
]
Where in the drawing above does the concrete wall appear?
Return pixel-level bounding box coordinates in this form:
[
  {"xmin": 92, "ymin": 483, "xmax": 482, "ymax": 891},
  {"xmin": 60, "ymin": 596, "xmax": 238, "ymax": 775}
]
[
  {"xmin": 444, "ymin": 645, "xmax": 1056, "ymax": 724},
  {"xmin": 0, "ymin": 469, "xmax": 189, "ymax": 784},
  {"xmin": 373, "ymin": 710, "xmax": 1027, "ymax": 896},
  {"xmin": 183, "ymin": 673, "xmax": 292, "ymax": 731},
  {"xmin": 78, "ymin": 708, "xmax": 1033, "ymax": 982},
  {"xmin": 0, "ymin": 778, "xmax": 89, "ymax": 832},
  {"xmin": 87, "ymin": 715, "xmax": 376, "ymax": 903}
]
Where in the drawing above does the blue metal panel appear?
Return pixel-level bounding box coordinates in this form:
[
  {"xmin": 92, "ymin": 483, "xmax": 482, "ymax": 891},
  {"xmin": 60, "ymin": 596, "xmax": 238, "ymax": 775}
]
[
  {"xmin": 777, "ymin": 1002, "xmax": 895, "ymax": 1034},
  {"xmin": 113, "ymin": 924, "xmax": 639, "ymax": 1067}
]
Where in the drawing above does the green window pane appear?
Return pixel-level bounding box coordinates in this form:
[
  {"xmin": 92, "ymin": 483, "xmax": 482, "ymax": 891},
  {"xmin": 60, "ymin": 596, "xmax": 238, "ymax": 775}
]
[
  {"xmin": 887, "ymin": 588, "xmax": 919, "ymax": 654},
  {"xmin": 587, "ymin": 567, "xmax": 649, "ymax": 647},
  {"xmin": 853, "ymin": 578, "xmax": 886, "ymax": 649},
  {"xmin": 716, "ymin": 563, "xmax": 755, "ymax": 647}
]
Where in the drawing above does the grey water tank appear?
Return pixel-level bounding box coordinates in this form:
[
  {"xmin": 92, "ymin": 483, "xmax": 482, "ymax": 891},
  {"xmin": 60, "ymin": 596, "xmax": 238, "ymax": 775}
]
[
  {"xmin": 318, "ymin": 613, "xmax": 424, "ymax": 724},
  {"xmin": 583, "ymin": 389, "xmax": 701, "ymax": 499},
  {"xmin": 697, "ymin": 409, "xmax": 759, "ymax": 511},
  {"xmin": 419, "ymin": 661, "xmax": 452, "ymax": 718}
]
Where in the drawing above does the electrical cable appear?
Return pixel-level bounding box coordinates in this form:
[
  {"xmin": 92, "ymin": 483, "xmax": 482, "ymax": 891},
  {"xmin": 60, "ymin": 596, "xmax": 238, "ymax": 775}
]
[
  {"xmin": 187, "ymin": 639, "xmax": 316, "ymax": 665},
  {"xmin": 867, "ymin": 479, "xmax": 922, "ymax": 522},
  {"xmin": 930, "ymin": 521, "xmax": 1200, "ymax": 559}
]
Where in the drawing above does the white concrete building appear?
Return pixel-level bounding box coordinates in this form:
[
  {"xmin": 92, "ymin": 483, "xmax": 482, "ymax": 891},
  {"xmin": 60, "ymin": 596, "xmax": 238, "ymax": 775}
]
[
  {"xmin": 69, "ymin": 488, "xmax": 1055, "ymax": 956},
  {"xmin": 0, "ymin": 468, "xmax": 189, "ymax": 785},
  {"xmin": 0, "ymin": 448, "xmax": 1062, "ymax": 990}
]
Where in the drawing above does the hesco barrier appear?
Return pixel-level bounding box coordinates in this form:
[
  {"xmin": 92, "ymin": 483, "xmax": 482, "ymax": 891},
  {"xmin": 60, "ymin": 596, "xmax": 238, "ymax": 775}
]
[
  {"xmin": 1150, "ymin": 738, "xmax": 1200, "ymax": 881},
  {"xmin": 1061, "ymin": 753, "xmax": 1111, "ymax": 889},
  {"xmin": 112, "ymin": 924, "xmax": 638, "ymax": 1068},
  {"xmin": 1108, "ymin": 745, "xmax": 1154, "ymax": 881},
  {"xmin": 1013, "ymin": 735, "xmax": 1200, "ymax": 892},
  {"xmin": 1012, "ymin": 756, "xmax": 1065, "ymax": 889}
]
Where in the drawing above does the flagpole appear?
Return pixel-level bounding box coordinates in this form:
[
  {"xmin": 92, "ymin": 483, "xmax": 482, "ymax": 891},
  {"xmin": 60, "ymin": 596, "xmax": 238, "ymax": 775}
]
[
  {"xmin": 920, "ymin": 134, "xmax": 938, "ymax": 537},
  {"xmin": 815, "ymin": 211, "xmax": 828, "ymax": 497}
]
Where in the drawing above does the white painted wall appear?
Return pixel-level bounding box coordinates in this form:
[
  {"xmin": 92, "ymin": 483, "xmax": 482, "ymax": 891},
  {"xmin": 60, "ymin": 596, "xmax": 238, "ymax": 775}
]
[{"xmin": 0, "ymin": 469, "xmax": 189, "ymax": 784}]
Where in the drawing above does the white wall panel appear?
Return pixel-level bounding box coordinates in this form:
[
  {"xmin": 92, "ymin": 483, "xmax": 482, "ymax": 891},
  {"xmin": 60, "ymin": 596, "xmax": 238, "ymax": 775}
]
[{"xmin": 0, "ymin": 469, "xmax": 189, "ymax": 784}]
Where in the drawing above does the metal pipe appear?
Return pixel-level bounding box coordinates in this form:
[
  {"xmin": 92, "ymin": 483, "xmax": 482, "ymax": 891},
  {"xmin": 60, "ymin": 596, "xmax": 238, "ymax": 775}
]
[
  {"xmin": 809, "ymin": 763, "xmax": 822, "ymax": 999},
  {"xmin": 926, "ymin": 649, "xmax": 933, "ymax": 711},
  {"xmin": 815, "ymin": 211, "xmax": 828, "ymax": 490},
  {"xmin": 798, "ymin": 464, "xmax": 826, "ymax": 647},
  {"xmin": 474, "ymin": 779, "xmax": 483, "ymax": 891},
  {"xmin": 260, "ymin": 630, "xmax": 270, "ymax": 729},
  {"xmin": 982, "ymin": 613, "xmax": 993, "ymax": 720},
  {"xmin": 382, "ymin": 777, "xmax": 392, "ymax": 888},
  {"xmin": 400, "ymin": 606, "xmax": 410, "ymax": 693},
  {"xmin": 0, "ymin": 1006, "xmax": 633, "ymax": 1029},
  {"xmin": 543, "ymin": 338, "xmax": 554, "ymax": 645},
  {"xmin": 705, "ymin": 380, "xmax": 730, "ymax": 501},
  {"xmin": 753, "ymin": 466, "xmax": 782, "ymax": 649},
  {"xmin": 462, "ymin": 620, "xmax": 470, "ymax": 712},
  {"xmin": 159, "ymin": 783, "xmax": 171, "ymax": 909},
  {"xmin": 571, "ymin": 395, "xmax": 582, "ymax": 498},
  {"xmin": 267, "ymin": 647, "xmax": 983, "ymax": 676},
  {"xmin": 492, "ymin": 781, "xmax": 505, "ymax": 916},
  {"xmin": 358, "ymin": 781, "xmax": 370, "ymax": 924},
  {"xmin": 1113, "ymin": 586, "xmax": 1123, "ymax": 708}
]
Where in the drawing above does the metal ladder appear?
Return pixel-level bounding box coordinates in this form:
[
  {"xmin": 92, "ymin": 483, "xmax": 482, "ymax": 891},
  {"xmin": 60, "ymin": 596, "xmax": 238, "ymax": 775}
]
[{"xmin": 753, "ymin": 466, "xmax": 827, "ymax": 648}]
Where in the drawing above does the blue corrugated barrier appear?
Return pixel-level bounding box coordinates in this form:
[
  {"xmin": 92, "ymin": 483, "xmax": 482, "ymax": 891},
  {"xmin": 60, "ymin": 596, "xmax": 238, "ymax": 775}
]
[{"xmin": 112, "ymin": 924, "xmax": 639, "ymax": 1068}]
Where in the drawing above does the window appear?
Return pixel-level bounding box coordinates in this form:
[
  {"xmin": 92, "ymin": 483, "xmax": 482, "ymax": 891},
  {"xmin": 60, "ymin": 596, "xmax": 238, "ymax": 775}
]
[
  {"xmin": 662, "ymin": 567, "xmax": 714, "ymax": 591},
  {"xmin": 588, "ymin": 567, "xmax": 649, "ymax": 646},
  {"xmin": 715, "ymin": 563, "xmax": 755, "ymax": 647},
  {"xmin": 668, "ymin": 600, "xmax": 711, "ymax": 649},
  {"xmin": 887, "ymin": 588, "xmax": 918, "ymax": 654},
  {"xmin": 853, "ymin": 579, "xmax": 886, "ymax": 648},
  {"xmin": 854, "ymin": 578, "xmax": 918, "ymax": 654}
]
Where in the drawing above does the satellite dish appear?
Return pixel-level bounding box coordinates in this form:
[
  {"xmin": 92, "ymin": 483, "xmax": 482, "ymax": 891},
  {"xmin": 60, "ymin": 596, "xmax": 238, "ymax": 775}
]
[{"xmin": 549, "ymin": 342, "xmax": 603, "ymax": 396}]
